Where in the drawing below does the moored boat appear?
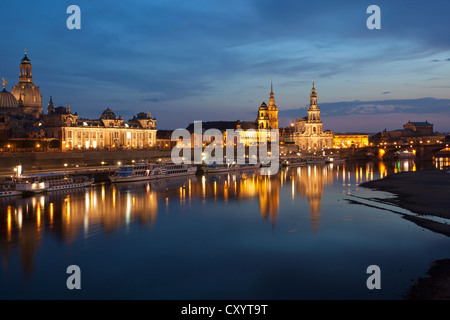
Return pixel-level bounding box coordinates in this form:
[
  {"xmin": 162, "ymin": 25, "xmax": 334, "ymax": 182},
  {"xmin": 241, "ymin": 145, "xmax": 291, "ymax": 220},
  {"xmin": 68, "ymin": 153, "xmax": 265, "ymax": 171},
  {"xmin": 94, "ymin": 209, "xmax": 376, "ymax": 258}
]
[
  {"xmin": 109, "ymin": 162, "xmax": 197, "ymax": 183},
  {"xmin": 280, "ymin": 157, "xmax": 307, "ymax": 167},
  {"xmin": 394, "ymin": 150, "xmax": 415, "ymax": 159},
  {"xmin": 325, "ymin": 156, "xmax": 346, "ymax": 164},
  {"xmin": 15, "ymin": 172, "xmax": 94, "ymax": 195},
  {"xmin": 0, "ymin": 182, "xmax": 22, "ymax": 197},
  {"xmin": 203, "ymin": 162, "xmax": 260, "ymax": 174}
]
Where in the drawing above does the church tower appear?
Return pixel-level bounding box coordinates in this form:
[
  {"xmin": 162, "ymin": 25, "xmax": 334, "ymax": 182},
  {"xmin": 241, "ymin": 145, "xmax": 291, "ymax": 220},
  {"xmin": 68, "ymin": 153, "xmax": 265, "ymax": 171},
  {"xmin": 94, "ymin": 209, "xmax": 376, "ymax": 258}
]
[
  {"xmin": 11, "ymin": 50, "xmax": 43, "ymax": 118},
  {"xmin": 257, "ymin": 100, "xmax": 269, "ymax": 129},
  {"xmin": 267, "ymin": 80, "xmax": 279, "ymax": 129},
  {"xmin": 305, "ymin": 81, "xmax": 323, "ymax": 135}
]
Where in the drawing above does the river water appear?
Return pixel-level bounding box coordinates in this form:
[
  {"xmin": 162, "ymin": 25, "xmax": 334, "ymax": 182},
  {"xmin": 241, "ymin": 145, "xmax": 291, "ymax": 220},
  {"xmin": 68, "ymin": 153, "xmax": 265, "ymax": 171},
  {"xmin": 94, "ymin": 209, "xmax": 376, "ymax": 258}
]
[{"xmin": 0, "ymin": 160, "xmax": 449, "ymax": 299}]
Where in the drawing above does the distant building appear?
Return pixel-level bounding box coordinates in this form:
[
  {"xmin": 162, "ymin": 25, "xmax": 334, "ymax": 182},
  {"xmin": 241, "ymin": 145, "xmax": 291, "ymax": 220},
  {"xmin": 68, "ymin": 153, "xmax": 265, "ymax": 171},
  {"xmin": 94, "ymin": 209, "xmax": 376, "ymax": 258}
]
[
  {"xmin": 257, "ymin": 81, "xmax": 278, "ymax": 130},
  {"xmin": 293, "ymin": 82, "xmax": 333, "ymax": 151},
  {"xmin": 184, "ymin": 82, "xmax": 280, "ymax": 148},
  {"xmin": 156, "ymin": 130, "xmax": 177, "ymax": 149},
  {"xmin": 381, "ymin": 120, "xmax": 444, "ymax": 145},
  {"xmin": 333, "ymin": 133, "xmax": 369, "ymax": 148}
]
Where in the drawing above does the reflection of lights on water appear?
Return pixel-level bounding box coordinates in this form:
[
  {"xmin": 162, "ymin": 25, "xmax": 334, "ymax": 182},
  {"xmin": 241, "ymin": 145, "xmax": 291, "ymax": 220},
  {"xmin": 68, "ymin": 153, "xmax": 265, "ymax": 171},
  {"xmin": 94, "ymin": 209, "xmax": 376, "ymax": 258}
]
[
  {"xmin": 90, "ymin": 189, "xmax": 95, "ymax": 212},
  {"xmin": 291, "ymin": 178, "xmax": 295, "ymax": 200},
  {"xmin": 189, "ymin": 179, "xmax": 192, "ymax": 201},
  {"xmin": 343, "ymin": 166, "xmax": 346, "ymax": 186},
  {"xmin": 202, "ymin": 176, "xmax": 206, "ymax": 198},
  {"xmin": 126, "ymin": 193, "xmax": 131, "ymax": 226},
  {"xmin": 17, "ymin": 206, "xmax": 22, "ymax": 230},
  {"xmin": 102, "ymin": 185, "xmax": 106, "ymax": 201},
  {"xmin": 36, "ymin": 203, "xmax": 41, "ymax": 229},
  {"xmin": 112, "ymin": 186, "xmax": 116, "ymax": 208},
  {"xmin": 7, "ymin": 206, "xmax": 12, "ymax": 239},
  {"xmin": 49, "ymin": 203, "xmax": 54, "ymax": 225},
  {"xmin": 65, "ymin": 197, "xmax": 71, "ymax": 224},
  {"xmin": 85, "ymin": 191, "xmax": 90, "ymax": 211}
]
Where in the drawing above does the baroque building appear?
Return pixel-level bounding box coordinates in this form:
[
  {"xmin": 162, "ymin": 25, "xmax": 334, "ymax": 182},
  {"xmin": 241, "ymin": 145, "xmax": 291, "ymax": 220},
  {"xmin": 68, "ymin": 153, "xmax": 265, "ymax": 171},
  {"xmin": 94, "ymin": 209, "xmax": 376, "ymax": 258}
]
[
  {"xmin": 380, "ymin": 120, "xmax": 444, "ymax": 145},
  {"xmin": 257, "ymin": 81, "xmax": 279, "ymax": 130},
  {"xmin": 1, "ymin": 52, "xmax": 158, "ymax": 150},
  {"xmin": 293, "ymin": 82, "xmax": 333, "ymax": 151},
  {"xmin": 44, "ymin": 102, "xmax": 157, "ymax": 150},
  {"xmin": 11, "ymin": 51, "xmax": 43, "ymax": 119}
]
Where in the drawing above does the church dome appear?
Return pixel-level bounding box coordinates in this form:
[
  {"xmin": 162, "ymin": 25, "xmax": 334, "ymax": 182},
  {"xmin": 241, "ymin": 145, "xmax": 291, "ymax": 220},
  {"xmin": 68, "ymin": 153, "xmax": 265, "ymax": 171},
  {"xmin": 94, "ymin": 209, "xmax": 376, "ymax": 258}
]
[
  {"xmin": 101, "ymin": 108, "xmax": 117, "ymax": 120},
  {"xmin": 259, "ymin": 100, "xmax": 268, "ymax": 110},
  {"xmin": 21, "ymin": 53, "xmax": 31, "ymax": 64},
  {"xmin": 0, "ymin": 88, "xmax": 19, "ymax": 110}
]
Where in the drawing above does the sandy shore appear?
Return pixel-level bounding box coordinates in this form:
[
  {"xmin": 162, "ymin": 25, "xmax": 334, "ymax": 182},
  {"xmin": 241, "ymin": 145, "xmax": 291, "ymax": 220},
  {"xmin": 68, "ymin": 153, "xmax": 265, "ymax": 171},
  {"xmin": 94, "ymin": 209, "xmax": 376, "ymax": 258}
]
[
  {"xmin": 360, "ymin": 169, "xmax": 450, "ymax": 219},
  {"xmin": 360, "ymin": 169, "xmax": 450, "ymax": 300}
]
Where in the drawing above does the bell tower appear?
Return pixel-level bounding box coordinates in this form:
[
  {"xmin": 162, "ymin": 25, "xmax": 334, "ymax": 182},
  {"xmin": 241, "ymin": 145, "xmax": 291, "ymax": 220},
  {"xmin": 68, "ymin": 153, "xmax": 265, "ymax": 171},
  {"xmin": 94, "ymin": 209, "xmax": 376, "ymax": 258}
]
[
  {"xmin": 19, "ymin": 50, "xmax": 33, "ymax": 83},
  {"xmin": 267, "ymin": 79, "xmax": 279, "ymax": 129},
  {"xmin": 11, "ymin": 50, "xmax": 43, "ymax": 118},
  {"xmin": 305, "ymin": 82, "xmax": 323, "ymax": 135}
]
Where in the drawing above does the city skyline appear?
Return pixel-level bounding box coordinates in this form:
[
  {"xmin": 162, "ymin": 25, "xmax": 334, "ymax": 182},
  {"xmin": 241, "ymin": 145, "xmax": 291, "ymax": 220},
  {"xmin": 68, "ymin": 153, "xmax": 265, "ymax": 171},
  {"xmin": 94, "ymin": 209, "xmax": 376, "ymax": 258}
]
[{"xmin": 1, "ymin": 1, "xmax": 450, "ymax": 132}]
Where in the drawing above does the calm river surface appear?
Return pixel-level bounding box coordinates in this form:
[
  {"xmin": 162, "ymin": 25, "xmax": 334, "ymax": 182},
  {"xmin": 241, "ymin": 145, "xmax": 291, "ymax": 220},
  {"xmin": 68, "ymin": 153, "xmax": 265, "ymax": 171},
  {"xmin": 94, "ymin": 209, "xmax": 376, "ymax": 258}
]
[{"xmin": 1, "ymin": 160, "xmax": 449, "ymax": 299}]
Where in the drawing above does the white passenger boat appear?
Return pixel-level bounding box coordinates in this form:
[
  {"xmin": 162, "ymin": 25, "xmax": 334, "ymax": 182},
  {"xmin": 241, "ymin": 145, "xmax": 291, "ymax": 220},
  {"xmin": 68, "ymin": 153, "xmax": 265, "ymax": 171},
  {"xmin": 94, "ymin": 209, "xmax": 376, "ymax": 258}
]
[
  {"xmin": 203, "ymin": 163, "xmax": 239, "ymax": 173},
  {"xmin": 203, "ymin": 162, "xmax": 260, "ymax": 174},
  {"xmin": 280, "ymin": 157, "xmax": 307, "ymax": 167},
  {"xmin": 306, "ymin": 158, "xmax": 326, "ymax": 165},
  {"xmin": 15, "ymin": 172, "xmax": 94, "ymax": 195},
  {"xmin": 325, "ymin": 156, "xmax": 346, "ymax": 164},
  {"xmin": 0, "ymin": 182, "xmax": 21, "ymax": 197},
  {"xmin": 109, "ymin": 162, "xmax": 197, "ymax": 183}
]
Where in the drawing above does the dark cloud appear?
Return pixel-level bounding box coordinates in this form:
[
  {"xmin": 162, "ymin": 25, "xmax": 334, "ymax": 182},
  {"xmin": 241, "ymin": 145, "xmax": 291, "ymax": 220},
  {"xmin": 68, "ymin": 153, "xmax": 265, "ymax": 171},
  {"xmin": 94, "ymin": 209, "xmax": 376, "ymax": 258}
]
[
  {"xmin": 1, "ymin": 0, "xmax": 450, "ymax": 130},
  {"xmin": 279, "ymin": 98, "xmax": 450, "ymax": 118}
]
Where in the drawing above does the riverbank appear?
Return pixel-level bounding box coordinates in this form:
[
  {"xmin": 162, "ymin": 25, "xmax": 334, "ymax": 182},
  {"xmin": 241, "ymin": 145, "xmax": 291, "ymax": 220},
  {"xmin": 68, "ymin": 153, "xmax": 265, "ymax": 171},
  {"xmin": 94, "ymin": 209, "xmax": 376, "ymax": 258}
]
[
  {"xmin": 360, "ymin": 169, "xmax": 450, "ymax": 300},
  {"xmin": 360, "ymin": 169, "xmax": 450, "ymax": 219}
]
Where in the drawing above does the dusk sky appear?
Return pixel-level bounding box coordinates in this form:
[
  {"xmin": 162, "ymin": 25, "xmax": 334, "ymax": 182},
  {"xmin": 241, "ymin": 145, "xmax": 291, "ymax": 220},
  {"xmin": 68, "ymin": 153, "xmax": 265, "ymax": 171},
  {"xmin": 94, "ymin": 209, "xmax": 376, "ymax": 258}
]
[{"xmin": 1, "ymin": 0, "xmax": 450, "ymax": 132}]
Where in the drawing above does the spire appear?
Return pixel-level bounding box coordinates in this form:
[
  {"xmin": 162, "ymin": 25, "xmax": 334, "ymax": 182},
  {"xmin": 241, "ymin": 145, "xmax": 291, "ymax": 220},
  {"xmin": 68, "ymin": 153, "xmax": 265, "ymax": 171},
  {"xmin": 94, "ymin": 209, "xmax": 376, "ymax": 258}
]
[
  {"xmin": 270, "ymin": 78, "xmax": 273, "ymax": 94},
  {"xmin": 2, "ymin": 77, "xmax": 6, "ymax": 90}
]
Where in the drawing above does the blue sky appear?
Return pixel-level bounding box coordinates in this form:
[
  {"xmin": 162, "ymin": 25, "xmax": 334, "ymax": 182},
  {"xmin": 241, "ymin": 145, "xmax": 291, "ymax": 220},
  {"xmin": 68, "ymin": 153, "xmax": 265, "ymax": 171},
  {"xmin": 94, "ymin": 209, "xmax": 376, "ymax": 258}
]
[{"xmin": 1, "ymin": 0, "xmax": 449, "ymax": 131}]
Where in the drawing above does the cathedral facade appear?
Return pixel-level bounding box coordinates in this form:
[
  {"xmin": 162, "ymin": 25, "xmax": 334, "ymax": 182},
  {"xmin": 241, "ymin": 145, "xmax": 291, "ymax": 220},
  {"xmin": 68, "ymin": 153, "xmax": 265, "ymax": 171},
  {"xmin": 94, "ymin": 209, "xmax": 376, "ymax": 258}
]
[{"xmin": 293, "ymin": 83, "xmax": 333, "ymax": 151}]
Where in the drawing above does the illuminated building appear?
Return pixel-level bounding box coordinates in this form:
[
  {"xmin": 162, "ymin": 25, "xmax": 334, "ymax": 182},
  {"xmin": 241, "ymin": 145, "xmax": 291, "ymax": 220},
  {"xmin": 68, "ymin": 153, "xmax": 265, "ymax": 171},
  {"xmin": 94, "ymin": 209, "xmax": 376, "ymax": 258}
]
[
  {"xmin": 257, "ymin": 80, "xmax": 279, "ymax": 130},
  {"xmin": 11, "ymin": 51, "xmax": 43, "ymax": 119},
  {"xmin": 44, "ymin": 104, "xmax": 157, "ymax": 150},
  {"xmin": 293, "ymin": 82, "xmax": 334, "ymax": 151},
  {"xmin": 380, "ymin": 121, "xmax": 444, "ymax": 145},
  {"xmin": 333, "ymin": 134, "xmax": 369, "ymax": 148},
  {"xmin": 185, "ymin": 82, "xmax": 279, "ymax": 148}
]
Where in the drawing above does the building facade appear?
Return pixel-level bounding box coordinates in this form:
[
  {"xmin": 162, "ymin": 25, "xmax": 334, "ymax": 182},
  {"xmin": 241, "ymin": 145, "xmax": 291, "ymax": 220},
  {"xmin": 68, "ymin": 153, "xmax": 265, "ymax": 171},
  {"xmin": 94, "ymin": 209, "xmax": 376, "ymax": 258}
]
[
  {"xmin": 44, "ymin": 103, "xmax": 157, "ymax": 150},
  {"xmin": 381, "ymin": 121, "xmax": 444, "ymax": 145},
  {"xmin": 257, "ymin": 81, "xmax": 279, "ymax": 130},
  {"xmin": 333, "ymin": 134, "xmax": 369, "ymax": 148},
  {"xmin": 293, "ymin": 83, "xmax": 333, "ymax": 151},
  {"xmin": 1, "ymin": 52, "xmax": 159, "ymax": 150}
]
